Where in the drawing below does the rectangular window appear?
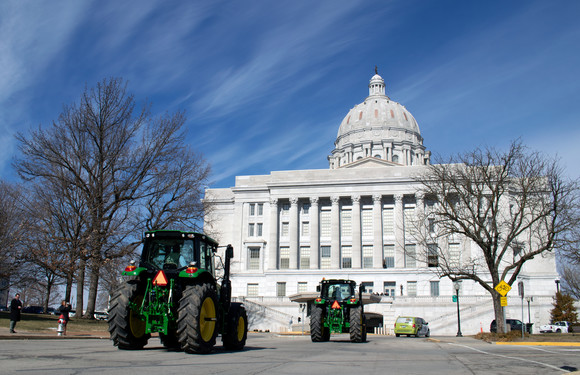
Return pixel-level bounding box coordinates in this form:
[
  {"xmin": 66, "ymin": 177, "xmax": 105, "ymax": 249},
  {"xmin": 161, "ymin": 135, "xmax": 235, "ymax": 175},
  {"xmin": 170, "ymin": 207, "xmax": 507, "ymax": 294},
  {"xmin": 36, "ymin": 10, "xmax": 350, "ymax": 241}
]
[
  {"xmin": 428, "ymin": 217, "xmax": 435, "ymax": 234},
  {"xmin": 256, "ymin": 223, "xmax": 263, "ymax": 237},
  {"xmin": 383, "ymin": 207, "xmax": 394, "ymax": 235},
  {"xmin": 302, "ymin": 203, "xmax": 310, "ymax": 214},
  {"xmin": 427, "ymin": 244, "xmax": 439, "ymax": 267},
  {"xmin": 248, "ymin": 247, "xmax": 260, "ymax": 270},
  {"xmin": 384, "ymin": 281, "xmax": 396, "ymax": 297},
  {"xmin": 405, "ymin": 244, "xmax": 416, "ymax": 268},
  {"xmin": 248, "ymin": 223, "xmax": 255, "ymax": 237},
  {"xmin": 298, "ymin": 282, "xmax": 308, "ymax": 293},
  {"xmin": 281, "ymin": 203, "xmax": 290, "ymax": 212},
  {"xmin": 362, "ymin": 208, "xmax": 373, "ymax": 237},
  {"xmin": 430, "ymin": 281, "xmax": 440, "ymax": 297},
  {"xmin": 407, "ymin": 281, "xmax": 417, "ymax": 297},
  {"xmin": 513, "ymin": 245, "xmax": 522, "ymax": 262},
  {"xmin": 247, "ymin": 283, "xmax": 258, "ymax": 297},
  {"xmin": 321, "ymin": 246, "xmax": 331, "ymax": 269},
  {"xmin": 276, "ymin": 282, "xmax": 286, "ymax": 297},
  {"xmin": 301, "ymin": 221, "xmax": 310, "ymax": 236},
  {"xmin": 363, "ymin": 245, "xmax": 373, "ymax": 268},
  {"xmin": 280, "ymin": 246, "xmax": 290, "ymax": 269},
  {"xmin": 257, "ymin": 203, "xmax": 263, "ymax": 216},
  {"xmin": 384, "ymin": 244, "xmax": 395, "ymax": 268},
  {"xmin": 300, "ymin": 246, "xmax": 310, "ymax": 269},
  {"xmin": 404, "ymin": 205, "xmax": 415, "ymax": 235},
  {"xmin": 341, "ymin": 246, "xmax": 352, "ymax": 268},
  {"xmin": 449, "ymin": 243, "xmax": 460, "ymax": 267},
  {"xmin": 249, "ymin": 203, "xmax": 255, "ymax": 216},
  {"xmin": 281, "ymin": 222, "xmax": 289, "ymax": 237},
  {"xmin": 320, "ymin": 210, "xmax": 331, "ymax": 237},
  {"xmin": 341, "ymin": 209, "xmax": 352, "ymax": 237},
  {"xmin": 361, "ymin": 282, "xmax": 373, "ymax": 293}
]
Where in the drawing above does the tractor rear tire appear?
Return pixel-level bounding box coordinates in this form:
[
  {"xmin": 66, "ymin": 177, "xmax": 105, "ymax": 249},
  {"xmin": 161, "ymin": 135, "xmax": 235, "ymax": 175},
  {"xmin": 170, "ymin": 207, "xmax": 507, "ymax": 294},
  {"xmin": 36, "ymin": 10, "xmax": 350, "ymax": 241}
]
[
  {"xmin": 310, "ymin": 305, "xmax": 329, "ymax": 342},
  {"xmin": 108, "ymin": 280, "xmax": 151, "ymax": 350},
  {"xmin": 349, "ymin": 305, "xmax": 365, "ymax": 343},
  {"xmin": 177, "ymin": 283, "xmax": 218, "ymax": 354},
  {"xmin": 223, "ymin": 303, "xmax": 248, "ymax": 350}
]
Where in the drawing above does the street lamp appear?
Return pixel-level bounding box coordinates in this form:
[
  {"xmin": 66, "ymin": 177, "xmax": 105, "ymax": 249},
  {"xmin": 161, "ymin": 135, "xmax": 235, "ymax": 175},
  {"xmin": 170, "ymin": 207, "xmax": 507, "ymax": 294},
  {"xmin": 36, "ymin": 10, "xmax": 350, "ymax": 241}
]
[
  {"xmin": 525, "ymin": 296, "xmax": 533, "ymax": 325},
  {"xmin": 555, "ymin": 279, "xmax": 560, "ymax": 293},
  {"xmin": 453, "ymin": 280, "xmax": 463, "ymax": 337}
]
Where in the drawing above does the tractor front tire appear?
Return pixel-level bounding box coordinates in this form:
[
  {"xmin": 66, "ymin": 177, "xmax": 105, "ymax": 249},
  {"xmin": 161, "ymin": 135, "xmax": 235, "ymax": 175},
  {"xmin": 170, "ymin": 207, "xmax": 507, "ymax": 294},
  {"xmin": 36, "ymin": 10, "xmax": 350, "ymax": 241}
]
[
  {"xmin": 349, "ymin": 305, "xmax": 365, "ymax": 343},
  {"xmin": 223, "ymin": 303, "xmax": 248, "ymax": 350},
  {"xmin": 310, "ymin": 305, "xmax": 329, "ymax": 342},
  {"xmin": 108, "ymin": 280, "xmax": 151, "ymax": 350},
  {"xmin": 177, "ymin": 283, "xmax": 218, "ymax": 354}
]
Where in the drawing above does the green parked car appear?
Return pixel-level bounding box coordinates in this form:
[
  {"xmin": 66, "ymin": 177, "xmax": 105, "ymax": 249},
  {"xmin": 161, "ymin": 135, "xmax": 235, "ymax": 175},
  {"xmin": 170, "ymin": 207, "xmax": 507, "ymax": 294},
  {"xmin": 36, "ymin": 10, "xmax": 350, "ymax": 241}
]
[{"xmin": 394, "ymin": 316, "xmax": 430, "ymax": 337}]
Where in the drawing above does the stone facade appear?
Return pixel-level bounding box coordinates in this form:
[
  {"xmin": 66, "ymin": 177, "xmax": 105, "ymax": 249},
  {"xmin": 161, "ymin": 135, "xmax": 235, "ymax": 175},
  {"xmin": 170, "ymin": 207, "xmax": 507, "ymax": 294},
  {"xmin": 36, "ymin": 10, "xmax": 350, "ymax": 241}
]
[{"xmin": 203, "ymin": 72, "xmax": 559, "ymax": 335}]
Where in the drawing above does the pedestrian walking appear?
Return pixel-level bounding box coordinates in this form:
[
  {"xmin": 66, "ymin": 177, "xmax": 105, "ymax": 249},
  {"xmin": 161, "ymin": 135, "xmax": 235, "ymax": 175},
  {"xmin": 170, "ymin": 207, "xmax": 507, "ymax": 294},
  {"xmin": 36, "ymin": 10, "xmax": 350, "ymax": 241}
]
[{"xmin": 9, "ymin": 293, "xmax": 22, "ymax": 333}]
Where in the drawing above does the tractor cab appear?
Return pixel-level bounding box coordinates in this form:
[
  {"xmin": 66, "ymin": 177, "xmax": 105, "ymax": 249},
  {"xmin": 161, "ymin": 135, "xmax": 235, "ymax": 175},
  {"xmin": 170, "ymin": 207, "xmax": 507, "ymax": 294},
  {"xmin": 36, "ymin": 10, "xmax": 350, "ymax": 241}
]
[
  {"xmin": 140, "ymin": 231, "xmax": 217, "ymax": 273},
  {"xmin": 321, "ymin": 280, "xmax": 356, "ymax": 303}
]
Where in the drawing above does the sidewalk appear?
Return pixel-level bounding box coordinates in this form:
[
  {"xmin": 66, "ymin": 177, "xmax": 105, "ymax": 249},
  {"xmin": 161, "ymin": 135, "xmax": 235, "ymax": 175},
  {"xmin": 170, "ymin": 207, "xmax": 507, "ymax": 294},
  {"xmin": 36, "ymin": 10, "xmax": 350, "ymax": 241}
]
[{"xmin": 0, "ymin": 327, "xmax": 109, "ymax": 340}]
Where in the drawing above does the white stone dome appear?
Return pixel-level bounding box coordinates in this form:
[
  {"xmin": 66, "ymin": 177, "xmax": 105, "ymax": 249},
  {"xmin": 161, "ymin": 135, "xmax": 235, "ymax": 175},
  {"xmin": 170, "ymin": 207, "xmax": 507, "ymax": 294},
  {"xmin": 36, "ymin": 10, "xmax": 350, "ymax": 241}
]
[{"xmin": 328, "ymin": 71, "xmax": 430, "ymax": 169}]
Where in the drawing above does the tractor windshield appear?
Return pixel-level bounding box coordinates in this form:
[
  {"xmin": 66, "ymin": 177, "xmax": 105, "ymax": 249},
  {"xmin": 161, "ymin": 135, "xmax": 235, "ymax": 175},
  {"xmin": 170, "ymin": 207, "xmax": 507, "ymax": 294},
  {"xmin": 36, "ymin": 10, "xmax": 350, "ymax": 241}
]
[
  {"xmin": 322, "ymin": 282, "xmax": 355, "ymax": 301},
  {"xmin": 142, "ymin": 238, "xmax": 196, "ymax": 270}
]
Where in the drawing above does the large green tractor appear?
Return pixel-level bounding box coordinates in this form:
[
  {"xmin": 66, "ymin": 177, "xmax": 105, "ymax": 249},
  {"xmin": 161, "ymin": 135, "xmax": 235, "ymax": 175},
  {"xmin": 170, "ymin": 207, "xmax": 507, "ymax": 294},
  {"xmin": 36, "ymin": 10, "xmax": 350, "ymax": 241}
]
[
  {"xmin": 108, "ymin": 230, "xmax": 247, "ymax": 354},
  {"xmin": 310, "ymin": 279, "xmax": 367, "ymax": 343}
]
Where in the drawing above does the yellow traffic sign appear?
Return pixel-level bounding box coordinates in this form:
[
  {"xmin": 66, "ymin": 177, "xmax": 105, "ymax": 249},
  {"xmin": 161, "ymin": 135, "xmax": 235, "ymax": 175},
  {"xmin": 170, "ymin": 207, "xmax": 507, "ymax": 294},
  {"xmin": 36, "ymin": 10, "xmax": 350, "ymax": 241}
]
[
  {"xmin": 500, "ymin": 296, "xmax": 508, "ymax": 306},
  {"xmin": 495, "ymin": 280, "xmax": 511, "ymax": 296}
]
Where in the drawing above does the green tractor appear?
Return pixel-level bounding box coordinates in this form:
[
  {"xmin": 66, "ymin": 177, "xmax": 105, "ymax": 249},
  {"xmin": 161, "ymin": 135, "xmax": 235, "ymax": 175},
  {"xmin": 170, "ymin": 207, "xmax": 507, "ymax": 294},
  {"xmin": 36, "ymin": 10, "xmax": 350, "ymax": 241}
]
[
  {"xmin": 310, "ymin": 279, "xmax": 367, "ymax": 343},
  {"xmin": 108, "ymin": 230, "xmax": 247, "ymax": 354}
]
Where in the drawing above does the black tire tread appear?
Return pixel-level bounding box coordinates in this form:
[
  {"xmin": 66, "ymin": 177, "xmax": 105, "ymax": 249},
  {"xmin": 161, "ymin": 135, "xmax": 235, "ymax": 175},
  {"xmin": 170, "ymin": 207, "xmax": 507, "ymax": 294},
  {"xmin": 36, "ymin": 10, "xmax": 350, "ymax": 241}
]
[
  {"xmin": 108, "ymin": 281, "xmax": 151, "ymax": 350},
  {"xmin": 177, "ymin": 283, "xmax": 218, "ymax": 354},
  {"xmin": 223, "ymin": 303, "xmax": 248, "ymax": 350}
]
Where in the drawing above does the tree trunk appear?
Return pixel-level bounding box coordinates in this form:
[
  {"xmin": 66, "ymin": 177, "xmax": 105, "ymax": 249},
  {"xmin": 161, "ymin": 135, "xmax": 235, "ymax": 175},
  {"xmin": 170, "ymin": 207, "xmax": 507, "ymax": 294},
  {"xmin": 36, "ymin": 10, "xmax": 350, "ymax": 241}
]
[
  {"xmin": 76, "ymin": 257, "xmax": 86, "ymax": 314},
  {"xmin": 84, "ymin": 264, "xmax": 100, "ymax": 319},
  {"xmin": 492, "ymin": 293, "xmax": 506, "ymax": 333},
  {"xmin": 65, "ymin": 273, "xmax": 73, "ymax": 303}
]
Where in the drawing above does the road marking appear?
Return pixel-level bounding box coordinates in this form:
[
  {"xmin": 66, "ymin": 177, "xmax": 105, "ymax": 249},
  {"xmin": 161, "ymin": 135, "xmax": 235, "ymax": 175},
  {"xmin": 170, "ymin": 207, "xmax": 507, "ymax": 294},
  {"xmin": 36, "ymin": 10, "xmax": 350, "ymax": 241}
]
[{"xmin": 448, "ymin": 343, "xmax": 569, "ymax": 373}]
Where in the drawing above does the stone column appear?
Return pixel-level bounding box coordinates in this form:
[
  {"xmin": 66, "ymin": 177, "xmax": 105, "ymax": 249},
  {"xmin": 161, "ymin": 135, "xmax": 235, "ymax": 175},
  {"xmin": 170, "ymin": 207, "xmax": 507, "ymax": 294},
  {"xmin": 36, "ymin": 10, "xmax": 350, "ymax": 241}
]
[
  {"xmin": 394, "ymin": 193, "xmax": 405, "ymax": 268},
  {"xmin": 352, "ymin": 195, "xmax": 362, "ymax": 268},
  {"xmin": 289, "ymin": 197, "xmax": 299, "ymax": 269},
  {"xmin": 331, "ymin": 196, "xmax": 341, "ymax": 269},
  {"xmin": 310, "ymin": 197, "xmax": 320, "ymax": 269},
  {"xmin": 268, "ymin": 198, "xmax": 279, "ymax": 270},
  {"xmin": 372, "ymin": 194, "xmax": 383, "ymax": 269}
]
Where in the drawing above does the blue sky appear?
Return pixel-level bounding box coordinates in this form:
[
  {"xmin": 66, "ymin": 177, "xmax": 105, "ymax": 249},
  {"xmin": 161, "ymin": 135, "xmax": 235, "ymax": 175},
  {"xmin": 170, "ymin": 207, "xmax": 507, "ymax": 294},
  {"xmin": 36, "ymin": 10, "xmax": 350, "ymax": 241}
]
[{"xmin": 1, "ymin": 0, "xmax": 579, "ymax": 188}]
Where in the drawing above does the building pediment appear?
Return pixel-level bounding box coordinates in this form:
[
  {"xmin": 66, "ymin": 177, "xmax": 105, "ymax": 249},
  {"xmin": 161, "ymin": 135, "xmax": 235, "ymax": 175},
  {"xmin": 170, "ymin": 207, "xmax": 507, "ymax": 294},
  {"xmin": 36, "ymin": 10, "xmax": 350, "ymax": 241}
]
[{"xmin": 341, "ymin": 157, "xmax": 401, "ymax": 169}]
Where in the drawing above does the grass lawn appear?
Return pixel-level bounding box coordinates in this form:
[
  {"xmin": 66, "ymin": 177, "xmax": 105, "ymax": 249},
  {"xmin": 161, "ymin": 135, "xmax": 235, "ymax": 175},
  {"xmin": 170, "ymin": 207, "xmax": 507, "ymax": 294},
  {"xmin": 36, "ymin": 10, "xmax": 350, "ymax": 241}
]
[{"xmin": 0, "ymin": 311, "xmax": 108, "ymax": 333}]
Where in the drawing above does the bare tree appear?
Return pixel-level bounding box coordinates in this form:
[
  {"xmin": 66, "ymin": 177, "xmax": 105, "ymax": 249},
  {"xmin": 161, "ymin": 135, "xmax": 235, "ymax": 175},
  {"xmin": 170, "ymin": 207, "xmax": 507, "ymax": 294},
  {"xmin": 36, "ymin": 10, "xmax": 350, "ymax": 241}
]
[
  {"xmin": 412, "ymin": 140, "xmax": 579, "ymax": 333},
  {"xmin": 14, "ymin": 77, "xmax": 210, "ymax": 318},
  {"xmin": 0, "ymin": 181, "xmax": 27, "ymax": 291},
  {"xmin": 560, "ymin": 265, "xmax": 580, "ymax": 300}
]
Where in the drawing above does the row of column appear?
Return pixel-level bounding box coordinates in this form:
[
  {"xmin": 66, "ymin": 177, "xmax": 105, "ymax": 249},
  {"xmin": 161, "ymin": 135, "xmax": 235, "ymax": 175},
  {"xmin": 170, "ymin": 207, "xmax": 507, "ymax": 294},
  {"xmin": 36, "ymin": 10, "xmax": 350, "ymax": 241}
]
[{"xmin": 267, "ymin": 193, "xmax": 425, "ymax": 271}]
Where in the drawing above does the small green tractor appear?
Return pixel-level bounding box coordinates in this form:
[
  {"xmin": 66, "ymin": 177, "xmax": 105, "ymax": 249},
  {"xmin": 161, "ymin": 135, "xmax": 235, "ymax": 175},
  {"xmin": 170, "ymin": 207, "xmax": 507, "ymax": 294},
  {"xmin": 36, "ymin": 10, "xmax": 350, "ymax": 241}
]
[
  {"xmin": 108, "ymin": 230, "xmax": 247, "ymax": 354},
  {"xmin": 310, "ymin": 279, "xmax": 367, "ymax": 343}
]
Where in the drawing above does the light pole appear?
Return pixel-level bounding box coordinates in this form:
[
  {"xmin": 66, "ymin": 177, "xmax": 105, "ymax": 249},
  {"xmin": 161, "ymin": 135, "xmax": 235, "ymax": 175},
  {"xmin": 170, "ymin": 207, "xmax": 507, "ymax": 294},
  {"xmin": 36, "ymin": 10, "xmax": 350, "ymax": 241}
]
[
  {"xmin": 525, "ymin": 296, "xmax": 533, "ymax": 327},
  {"xmin": 454, "ymin": 281, "xmax": 463, "ymax": 337},
  {"xmin": 555, "ymin": 279, "xmax": 560, "ymax": 293}
]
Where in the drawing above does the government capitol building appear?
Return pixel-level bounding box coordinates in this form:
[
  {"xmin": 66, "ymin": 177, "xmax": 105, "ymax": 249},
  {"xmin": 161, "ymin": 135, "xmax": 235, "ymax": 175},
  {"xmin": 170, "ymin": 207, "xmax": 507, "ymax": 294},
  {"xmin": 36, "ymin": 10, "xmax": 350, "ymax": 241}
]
[{"xmin": 204, "ymin": 71, "xmax": 559, "ymax": 335}]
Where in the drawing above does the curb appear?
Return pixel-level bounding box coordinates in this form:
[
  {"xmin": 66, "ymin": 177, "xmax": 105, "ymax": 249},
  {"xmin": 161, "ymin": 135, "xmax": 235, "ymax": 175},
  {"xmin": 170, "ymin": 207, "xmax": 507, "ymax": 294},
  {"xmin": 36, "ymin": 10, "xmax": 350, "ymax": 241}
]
[{"xmin": 495, "ymin": 341, "xmax": 580, "ymax": 347}]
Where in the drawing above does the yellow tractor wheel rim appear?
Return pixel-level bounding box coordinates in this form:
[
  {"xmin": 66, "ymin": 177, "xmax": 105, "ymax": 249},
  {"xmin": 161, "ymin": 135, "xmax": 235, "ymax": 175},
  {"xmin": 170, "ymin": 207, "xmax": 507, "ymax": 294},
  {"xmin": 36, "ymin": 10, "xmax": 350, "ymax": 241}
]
[
  {"xmin": 129, "ymin": 295, "xmax": 146, "ymax": 338},
  {"xmin": 237, "ymin": 316, "xmax": 245, "ymax": 341},
  {"xmin": 200, "ymin": 297, "xmax": 216, "ymax": 342}
]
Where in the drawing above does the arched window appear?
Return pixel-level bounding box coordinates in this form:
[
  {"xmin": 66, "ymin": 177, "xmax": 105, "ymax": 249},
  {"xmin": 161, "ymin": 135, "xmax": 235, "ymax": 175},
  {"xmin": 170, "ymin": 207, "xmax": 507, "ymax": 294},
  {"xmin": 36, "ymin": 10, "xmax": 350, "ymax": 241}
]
[
  {"xmin": 359, "ymin": 111, "xmax": 363, "ymax": 120},
  {"xmin": 392, "ymin": 155, "xmax": 399, "ymax": 163},
  {"xmin": 374, "ymin": 109, "xmax": 378, "ymax": 118},
  {"xmin": 390, "ymin": 110, "xmax": 394, "ymax": 118}
]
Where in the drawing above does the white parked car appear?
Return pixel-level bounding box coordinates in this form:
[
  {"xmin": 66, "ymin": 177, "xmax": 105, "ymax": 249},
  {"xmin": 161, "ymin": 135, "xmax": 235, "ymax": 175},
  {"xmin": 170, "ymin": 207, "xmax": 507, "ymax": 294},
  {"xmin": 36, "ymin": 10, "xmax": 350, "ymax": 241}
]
[{"xmin": 539, "ymin": 321, "xmax": 570, "ymax": 333}]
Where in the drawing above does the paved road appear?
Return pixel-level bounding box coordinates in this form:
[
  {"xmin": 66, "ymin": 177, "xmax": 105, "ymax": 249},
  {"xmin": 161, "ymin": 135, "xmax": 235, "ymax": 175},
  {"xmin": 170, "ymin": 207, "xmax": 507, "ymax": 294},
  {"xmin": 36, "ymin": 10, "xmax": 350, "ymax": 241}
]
[{"xmin": 0, "ymin": 334, "xmax": 579, "ymax": 375}]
